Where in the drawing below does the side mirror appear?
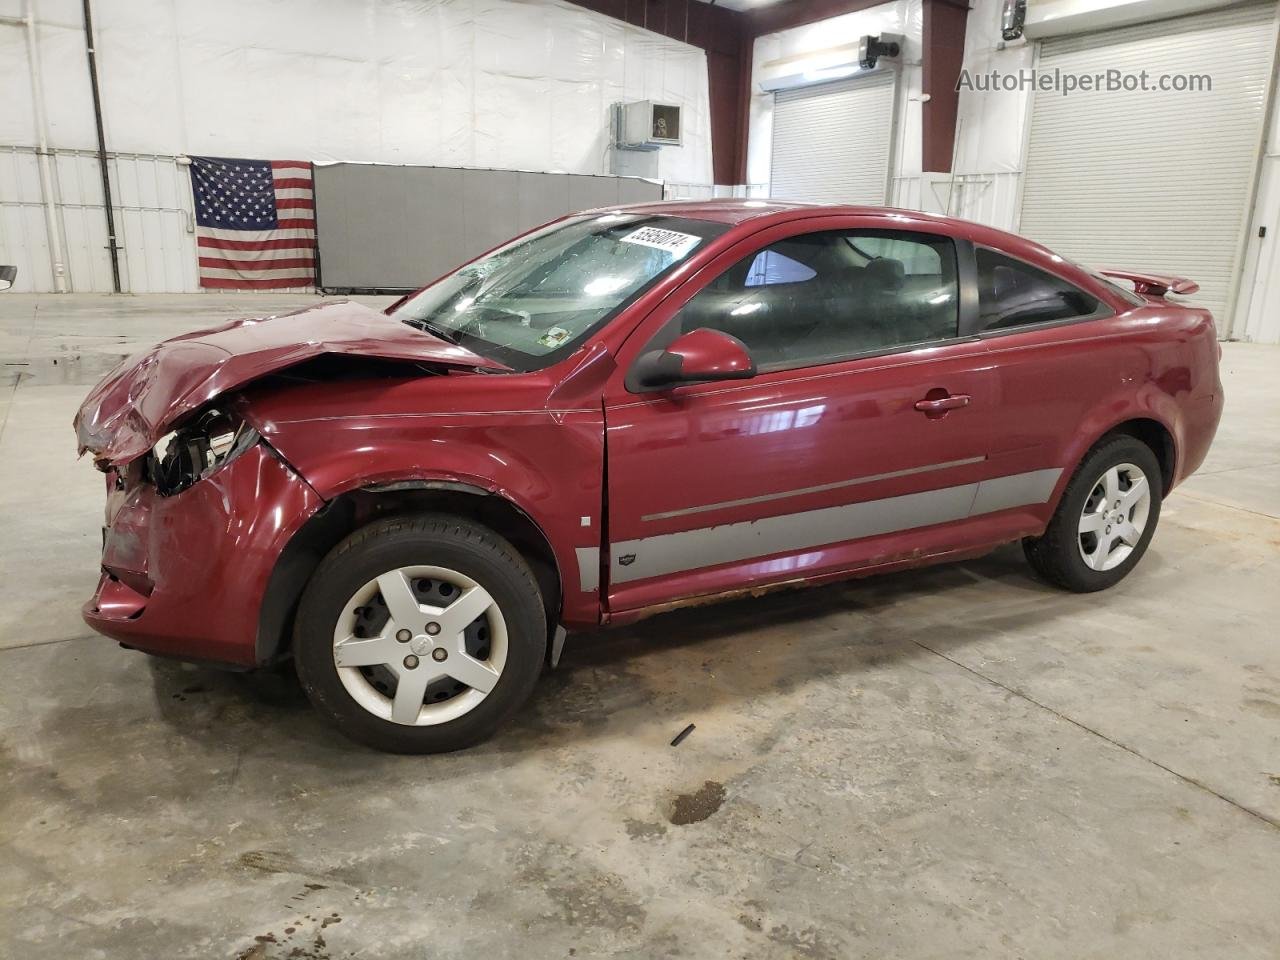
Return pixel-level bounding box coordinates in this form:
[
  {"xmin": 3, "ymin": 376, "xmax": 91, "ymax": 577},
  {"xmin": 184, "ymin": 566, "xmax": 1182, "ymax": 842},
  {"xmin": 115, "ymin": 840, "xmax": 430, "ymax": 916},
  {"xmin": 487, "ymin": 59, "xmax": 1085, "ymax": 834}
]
[
  {"xmin": 0, "ymin": 266, "xmax": 15, "ymax": 292},
  {"xmin": 631, "ymin": 327, "xmax": 756, "ymax": 391}
]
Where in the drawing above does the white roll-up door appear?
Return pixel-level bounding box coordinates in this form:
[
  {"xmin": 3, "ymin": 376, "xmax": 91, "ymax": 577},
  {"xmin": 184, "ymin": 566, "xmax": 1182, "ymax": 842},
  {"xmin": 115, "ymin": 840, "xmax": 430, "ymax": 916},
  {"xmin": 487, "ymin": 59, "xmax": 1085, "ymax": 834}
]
[
  {"xmin": 770, "ymin": 71, "xmax": 897, "ymax": 204},
  {"xmin": 1019, "ymin": 2, "xmax": 1277, "ymax": 327}
]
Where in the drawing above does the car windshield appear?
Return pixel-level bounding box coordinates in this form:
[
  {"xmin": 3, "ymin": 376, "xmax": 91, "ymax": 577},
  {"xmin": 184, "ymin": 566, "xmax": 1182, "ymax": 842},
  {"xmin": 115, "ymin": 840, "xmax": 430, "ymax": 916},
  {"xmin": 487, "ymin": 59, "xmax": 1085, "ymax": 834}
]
[{"xmin": 391, "ymin": 213, "xmax": 727, "ymax": 370}]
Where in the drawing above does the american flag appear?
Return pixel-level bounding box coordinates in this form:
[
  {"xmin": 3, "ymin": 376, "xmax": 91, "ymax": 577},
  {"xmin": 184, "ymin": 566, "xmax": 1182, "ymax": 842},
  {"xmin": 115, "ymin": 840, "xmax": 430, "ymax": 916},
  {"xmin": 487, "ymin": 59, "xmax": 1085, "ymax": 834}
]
[{"xmin": 189, "ymin": 156, "xmax": 316, "ymax": 290}]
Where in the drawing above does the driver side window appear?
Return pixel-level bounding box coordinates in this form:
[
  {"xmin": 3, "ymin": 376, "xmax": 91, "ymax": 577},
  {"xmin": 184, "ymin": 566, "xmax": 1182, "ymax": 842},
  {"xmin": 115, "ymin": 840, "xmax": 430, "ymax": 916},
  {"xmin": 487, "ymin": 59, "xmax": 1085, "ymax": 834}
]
[{"xmin": 670, "ymin": 229, "xmax": 959, "ymax": 371}]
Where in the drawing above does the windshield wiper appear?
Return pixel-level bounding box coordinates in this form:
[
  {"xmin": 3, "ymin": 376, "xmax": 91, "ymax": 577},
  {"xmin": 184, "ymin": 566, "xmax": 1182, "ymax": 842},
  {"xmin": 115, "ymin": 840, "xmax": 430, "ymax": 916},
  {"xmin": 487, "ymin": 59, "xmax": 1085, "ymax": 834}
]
[{"xmin": 401, "ymin": 316, "xmax": 462, "ymax": 344}]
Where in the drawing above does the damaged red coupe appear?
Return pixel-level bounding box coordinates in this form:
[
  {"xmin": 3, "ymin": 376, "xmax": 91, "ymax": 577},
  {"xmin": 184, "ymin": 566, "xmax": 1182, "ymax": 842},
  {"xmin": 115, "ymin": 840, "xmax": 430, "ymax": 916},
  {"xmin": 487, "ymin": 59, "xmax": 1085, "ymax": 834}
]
[{"xmin": 75, "ymin": 200, "xmax": 1223, "ymax": 753}]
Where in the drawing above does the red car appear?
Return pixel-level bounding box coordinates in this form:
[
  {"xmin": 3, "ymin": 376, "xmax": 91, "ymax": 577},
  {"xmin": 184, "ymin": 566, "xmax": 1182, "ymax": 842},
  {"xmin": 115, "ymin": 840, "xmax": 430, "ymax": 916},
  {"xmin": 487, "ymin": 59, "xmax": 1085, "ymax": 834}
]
[{"xmin": 75, "ymin": 200, "xmax": 1223, "ymax": 752}]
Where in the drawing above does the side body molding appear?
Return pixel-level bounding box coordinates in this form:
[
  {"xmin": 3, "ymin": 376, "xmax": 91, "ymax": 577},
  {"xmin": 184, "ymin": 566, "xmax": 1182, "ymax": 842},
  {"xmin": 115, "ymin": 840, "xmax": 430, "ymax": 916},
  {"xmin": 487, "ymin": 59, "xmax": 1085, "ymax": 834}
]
[{"xmin": 609, "ymin": 467, "xmax": 1062, "ymax": 584}]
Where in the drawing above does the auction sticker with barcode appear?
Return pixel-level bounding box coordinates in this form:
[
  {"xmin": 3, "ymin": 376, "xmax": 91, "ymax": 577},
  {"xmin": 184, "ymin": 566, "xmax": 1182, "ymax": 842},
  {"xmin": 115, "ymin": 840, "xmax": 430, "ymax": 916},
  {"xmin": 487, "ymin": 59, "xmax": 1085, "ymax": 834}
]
[{"xmin": 619, "ymin": 226, "xmax": 701, "ymax": 257}]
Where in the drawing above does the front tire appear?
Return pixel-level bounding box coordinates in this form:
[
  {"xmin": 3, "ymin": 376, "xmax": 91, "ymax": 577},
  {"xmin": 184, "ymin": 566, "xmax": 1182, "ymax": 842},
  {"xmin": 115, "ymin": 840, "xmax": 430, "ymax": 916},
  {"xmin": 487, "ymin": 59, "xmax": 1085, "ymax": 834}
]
[
  {"xmin": 293, "ymin": 514, "xmax": 546, "ymax": 753},
  {"xmin": 1023, "ymin": 435, "xmax": 1162, "ymax": 593}
]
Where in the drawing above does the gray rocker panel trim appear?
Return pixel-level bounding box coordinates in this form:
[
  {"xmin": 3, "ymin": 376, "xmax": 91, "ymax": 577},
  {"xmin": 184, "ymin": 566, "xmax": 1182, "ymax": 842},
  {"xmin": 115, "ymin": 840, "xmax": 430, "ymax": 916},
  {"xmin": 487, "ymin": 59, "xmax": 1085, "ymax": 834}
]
[{"xmin": 609, "ymin": 467, "xmax": 1062, "ymax": 584}]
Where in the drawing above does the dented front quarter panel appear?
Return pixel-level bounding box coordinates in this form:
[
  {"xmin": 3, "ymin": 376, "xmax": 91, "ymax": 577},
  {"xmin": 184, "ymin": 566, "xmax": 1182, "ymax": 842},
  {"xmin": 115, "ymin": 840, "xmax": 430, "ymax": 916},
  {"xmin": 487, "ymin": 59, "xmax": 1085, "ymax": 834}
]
[
  {"xmin": 84, "ymin": 443, "xmax": 323, "ymax": 665},
  {"xmin": 241, "ymin": 358, "xmax": 608, "ymax": 628},
  {"xmin": 74, "ymin": 300, "xmax": 505, "ymax": 466}
]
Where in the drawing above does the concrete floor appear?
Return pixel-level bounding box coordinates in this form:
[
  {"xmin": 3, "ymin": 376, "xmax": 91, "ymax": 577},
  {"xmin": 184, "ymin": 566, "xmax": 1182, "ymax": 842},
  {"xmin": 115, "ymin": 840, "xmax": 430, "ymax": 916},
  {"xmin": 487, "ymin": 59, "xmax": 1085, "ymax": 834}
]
[{"xmin": 1, "ymin": 293, "xmax": 1278, "ymax": 959}]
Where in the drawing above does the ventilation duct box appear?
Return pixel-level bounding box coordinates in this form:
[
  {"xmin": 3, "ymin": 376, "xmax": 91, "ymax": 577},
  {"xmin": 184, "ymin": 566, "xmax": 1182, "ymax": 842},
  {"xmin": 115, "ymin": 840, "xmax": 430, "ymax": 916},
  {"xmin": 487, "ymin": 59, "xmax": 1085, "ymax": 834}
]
[{"xmin": 615, "ymin": 101, "xmax": 682, "ymax": 150}]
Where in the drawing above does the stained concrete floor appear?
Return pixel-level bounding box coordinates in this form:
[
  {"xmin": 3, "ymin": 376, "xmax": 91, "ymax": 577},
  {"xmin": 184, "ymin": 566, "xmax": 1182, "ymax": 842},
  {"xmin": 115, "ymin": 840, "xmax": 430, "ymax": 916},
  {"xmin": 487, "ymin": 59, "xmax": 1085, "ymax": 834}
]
[{"xmin": 1, "ymin": 293, "xmax": 1278, "ymax": 959}]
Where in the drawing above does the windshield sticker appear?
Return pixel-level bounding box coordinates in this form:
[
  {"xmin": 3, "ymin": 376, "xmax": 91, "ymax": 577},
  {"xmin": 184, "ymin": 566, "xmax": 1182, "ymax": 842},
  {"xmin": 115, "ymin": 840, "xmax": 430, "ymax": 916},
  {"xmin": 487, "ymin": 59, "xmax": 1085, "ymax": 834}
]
[
  {"xmin": 619, "ymin": 226, "xmax": 701, "ymax": 258},
  {"xmin": 537, "ymin": 326, "xmax": 573, "ymax": 348}
]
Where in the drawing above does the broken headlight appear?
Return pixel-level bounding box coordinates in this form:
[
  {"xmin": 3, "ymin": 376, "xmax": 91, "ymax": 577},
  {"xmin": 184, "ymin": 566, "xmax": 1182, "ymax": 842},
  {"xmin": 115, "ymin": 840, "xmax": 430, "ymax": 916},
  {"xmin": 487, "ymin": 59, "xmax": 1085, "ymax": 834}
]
[{"xmin": 150, "ymin": 408, "xmax": 259, "ymax": 496}]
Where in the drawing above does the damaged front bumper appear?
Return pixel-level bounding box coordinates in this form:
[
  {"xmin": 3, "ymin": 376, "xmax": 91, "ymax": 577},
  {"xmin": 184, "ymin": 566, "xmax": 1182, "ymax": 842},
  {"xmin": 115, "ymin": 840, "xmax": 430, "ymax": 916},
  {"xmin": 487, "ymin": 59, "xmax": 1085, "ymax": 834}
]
[
  {"xmin": 84, "ymin": 441, "xmax": 323, "ymax": 667},
  {"xmin": 72, "ymin": 300, "xmax": 511, "ymax": 667}
]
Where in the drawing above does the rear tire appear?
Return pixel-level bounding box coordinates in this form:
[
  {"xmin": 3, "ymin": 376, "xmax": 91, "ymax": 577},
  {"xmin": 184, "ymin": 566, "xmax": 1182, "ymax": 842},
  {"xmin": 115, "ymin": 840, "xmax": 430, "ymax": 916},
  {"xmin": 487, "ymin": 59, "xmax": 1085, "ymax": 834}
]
[
  {"xmin": 293, "ymin": 514, "xmax": 545, "ymax": 753},
  {"xmin": 1023, "ymin": 436, "xmax": 1162, "ymax": 593}
]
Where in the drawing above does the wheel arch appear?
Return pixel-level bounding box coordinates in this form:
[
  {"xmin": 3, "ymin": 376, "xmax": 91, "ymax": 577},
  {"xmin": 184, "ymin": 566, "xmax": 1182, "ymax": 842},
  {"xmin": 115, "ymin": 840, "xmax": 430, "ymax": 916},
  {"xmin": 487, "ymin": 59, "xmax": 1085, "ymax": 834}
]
[
  {"xmin": 1054, "ymin": 413, "xmax": 1178, "ymax": 515},
  {"xmin": 255, "ymin": 480, "xmax": 563, "ymax": 665},
  {"xmin": 1101, "ymin": 417, "xmax": 1176, "ymax": 494}
]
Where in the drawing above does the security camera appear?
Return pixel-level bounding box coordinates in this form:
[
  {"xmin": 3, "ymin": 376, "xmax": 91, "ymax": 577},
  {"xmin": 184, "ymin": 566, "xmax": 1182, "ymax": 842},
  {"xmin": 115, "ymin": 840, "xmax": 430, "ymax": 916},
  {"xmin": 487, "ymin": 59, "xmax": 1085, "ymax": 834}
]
[
  {"xmin": 858, "ymin": 34, "xmax": 902, "ymax": 70},
  {"xmin": 1001, "ymin": 0, "xmax": 1026, "ymax": 41}
]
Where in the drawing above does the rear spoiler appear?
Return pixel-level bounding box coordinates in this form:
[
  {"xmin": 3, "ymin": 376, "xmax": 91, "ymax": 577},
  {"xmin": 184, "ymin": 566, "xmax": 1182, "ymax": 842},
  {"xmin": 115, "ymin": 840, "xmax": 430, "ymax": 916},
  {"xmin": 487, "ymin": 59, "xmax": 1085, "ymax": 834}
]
[{"xmin": 1099, "ymin": 268, "xmax": 1199, "ymax": 298}]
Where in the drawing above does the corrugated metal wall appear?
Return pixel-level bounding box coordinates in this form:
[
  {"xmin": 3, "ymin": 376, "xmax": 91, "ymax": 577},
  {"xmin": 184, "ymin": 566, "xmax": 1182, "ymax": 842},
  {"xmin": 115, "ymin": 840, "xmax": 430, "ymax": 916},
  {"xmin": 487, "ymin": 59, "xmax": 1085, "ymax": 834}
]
[
  {"xmin": 770, "ymin": 72, "xmax": 898, "ymax": 204},
  {"xmin": 1019, "ymin": 2, "xmax": 1277, "ymax": 327},
  {"xmin": 2, "ymin": 0, "xmax": 719, "ymax": 293},
  {"xmin": 3, "ymin": 151, "xmax": 757, "ymax": 294},
  {"xmin": 0, "ymin": 147, "xmax": 199, "ymax": 293}
]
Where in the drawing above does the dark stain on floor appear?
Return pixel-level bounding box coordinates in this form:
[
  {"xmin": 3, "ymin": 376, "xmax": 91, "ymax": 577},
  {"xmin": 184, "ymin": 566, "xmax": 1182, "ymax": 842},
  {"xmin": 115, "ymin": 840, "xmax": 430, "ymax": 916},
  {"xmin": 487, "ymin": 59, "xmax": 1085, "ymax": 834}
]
[
  {"xmin": 232, "ymin": 912, "xmax": 345, "ymax": 960},
  {"xmin": 624, "ymin": 817, "xmax": 667, "ymax": 840},
  {"xmin": 668, "ymin": 780, "xmax": 726, "ymax": 825}
]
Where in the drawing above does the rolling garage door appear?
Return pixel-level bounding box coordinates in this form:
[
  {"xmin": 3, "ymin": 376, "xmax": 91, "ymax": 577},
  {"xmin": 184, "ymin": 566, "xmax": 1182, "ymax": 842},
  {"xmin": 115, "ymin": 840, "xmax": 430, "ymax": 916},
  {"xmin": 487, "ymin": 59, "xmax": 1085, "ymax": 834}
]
[
  {"xmin": 1019, "ymin": 2, "xmax": 1277, "ymax": 328},
  {"xmin": 770, "ymin": 70, "xmax": 897, "ymax": 204}
]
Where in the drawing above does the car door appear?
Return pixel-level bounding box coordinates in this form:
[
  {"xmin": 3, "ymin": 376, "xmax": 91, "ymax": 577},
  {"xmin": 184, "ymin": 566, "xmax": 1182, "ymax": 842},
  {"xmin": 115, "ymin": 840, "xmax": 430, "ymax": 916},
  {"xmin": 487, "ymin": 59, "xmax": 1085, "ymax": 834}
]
[
  {"xmin": 963, "ymin": 245, "xmax": 1126, "ymax": 528},
  {"xmin": 601, "ymin": 220, "xmax": 1000, "ymax": 614}
]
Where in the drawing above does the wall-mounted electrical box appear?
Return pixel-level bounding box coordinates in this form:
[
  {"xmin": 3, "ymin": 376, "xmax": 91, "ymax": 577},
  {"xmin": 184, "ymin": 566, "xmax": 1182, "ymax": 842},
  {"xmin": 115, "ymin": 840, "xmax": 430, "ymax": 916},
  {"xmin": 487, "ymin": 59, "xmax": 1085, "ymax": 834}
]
[{"xmin": 614, "ymin": 100, "xmax": 682, "ymax": 150}]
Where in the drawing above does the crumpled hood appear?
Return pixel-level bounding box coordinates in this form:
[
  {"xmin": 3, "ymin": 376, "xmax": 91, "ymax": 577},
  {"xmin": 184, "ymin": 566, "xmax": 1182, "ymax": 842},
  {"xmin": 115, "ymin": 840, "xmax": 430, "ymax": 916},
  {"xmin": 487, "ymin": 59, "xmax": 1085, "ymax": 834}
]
[{"xmin": 74, "ymin": 300, "xmax": 506, "ymax": 466}]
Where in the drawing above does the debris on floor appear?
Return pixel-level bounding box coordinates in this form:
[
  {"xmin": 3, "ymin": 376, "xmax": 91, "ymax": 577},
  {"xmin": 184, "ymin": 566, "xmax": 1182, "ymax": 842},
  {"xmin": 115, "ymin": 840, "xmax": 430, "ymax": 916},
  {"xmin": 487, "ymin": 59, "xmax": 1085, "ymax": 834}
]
[{"xmin": 670, "ymin": 722, "xmax": 695, "ymax": 746}]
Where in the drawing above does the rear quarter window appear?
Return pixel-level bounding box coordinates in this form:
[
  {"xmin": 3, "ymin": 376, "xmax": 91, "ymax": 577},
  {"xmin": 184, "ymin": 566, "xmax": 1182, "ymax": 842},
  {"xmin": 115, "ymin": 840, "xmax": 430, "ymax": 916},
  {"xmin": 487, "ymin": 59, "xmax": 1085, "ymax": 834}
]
[{"xmin": 976, "ymin": 248, "xmax": 1105, "ymax": 332}]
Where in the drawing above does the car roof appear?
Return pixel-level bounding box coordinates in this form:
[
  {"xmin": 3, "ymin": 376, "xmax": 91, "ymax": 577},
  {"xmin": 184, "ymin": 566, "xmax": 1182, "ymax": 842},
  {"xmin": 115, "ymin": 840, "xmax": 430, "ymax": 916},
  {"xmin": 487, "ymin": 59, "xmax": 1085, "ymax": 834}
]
[
  {"xmin": 595, "ymin": 197, "xmax": 963, "ymax": 227},
  {"xmin": 601, "ymin": 198, "xmax": 818, "ymax": 224},
  {"xmin": 593, "ymin": 198, "xmax": 1034, "ymax": 250},
  {"xmin": 593, "ymin": 198, "xmax": 1047, "ymax": 258},
  {"xmin": 587, "ymin": 198, "xmax": 1127, "ymax": 310}
]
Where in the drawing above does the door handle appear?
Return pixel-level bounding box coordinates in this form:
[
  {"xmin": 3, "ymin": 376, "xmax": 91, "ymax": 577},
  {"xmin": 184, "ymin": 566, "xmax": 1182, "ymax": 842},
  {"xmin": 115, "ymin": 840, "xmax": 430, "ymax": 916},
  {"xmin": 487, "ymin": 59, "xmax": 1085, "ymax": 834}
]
[{"xmin": 914, "ymin": 393, "xmax": 971, "ymax": 413}]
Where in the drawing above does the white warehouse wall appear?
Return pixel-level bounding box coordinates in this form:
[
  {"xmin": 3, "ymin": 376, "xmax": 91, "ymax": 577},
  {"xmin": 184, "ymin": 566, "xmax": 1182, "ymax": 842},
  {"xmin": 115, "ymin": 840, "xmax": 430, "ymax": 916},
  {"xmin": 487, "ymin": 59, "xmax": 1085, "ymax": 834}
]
[
  {"xmin": 0, "ymin": 0, "xmax": 713, "ymax": 292},
  {"xmin": 745, "ymin": 0, "xmax": 924, "ymax": 196},
  {"xmin": 943, "ymin": 0, "xmax": 1032, "ymax": 231},
  {"xmin": 744, "ymin": 0, "xmax": 1280, "ymax": 343},
  {"xmin": 1236, "ymin": 75, "xmax": 1280, "ymax": 343},
  {"xmin": 953, "ymin": 0, "xmax": 1280, "ymax": 342},
  {"xmin": 743, "ymin": 0, "xmax": 1026, "ymax": 227}
]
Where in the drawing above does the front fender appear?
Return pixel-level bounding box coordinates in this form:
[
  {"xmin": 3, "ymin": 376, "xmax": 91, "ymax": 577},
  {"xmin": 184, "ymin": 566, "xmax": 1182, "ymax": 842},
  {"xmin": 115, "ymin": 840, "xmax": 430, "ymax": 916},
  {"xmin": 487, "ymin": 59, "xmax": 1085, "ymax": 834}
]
[{"xmin": 256, "ymin": 410, "xmax": 605, "ymax": 625}]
